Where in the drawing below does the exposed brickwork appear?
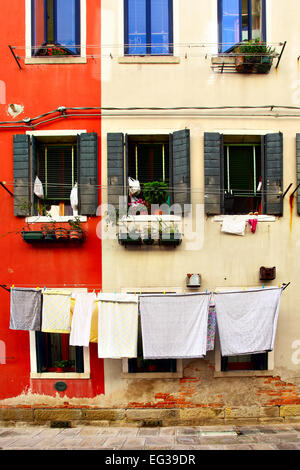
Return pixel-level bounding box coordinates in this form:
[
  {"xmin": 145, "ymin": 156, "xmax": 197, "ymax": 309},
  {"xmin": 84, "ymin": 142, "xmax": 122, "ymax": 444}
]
[{"xmin": 257, "ymin": 377, "xmax": 300, "ymax": 406}]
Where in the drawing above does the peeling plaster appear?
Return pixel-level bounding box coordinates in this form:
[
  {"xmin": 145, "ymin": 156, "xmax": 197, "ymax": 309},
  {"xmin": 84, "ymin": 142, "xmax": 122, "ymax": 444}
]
[{"xmin": 7, "ymin": 103, "xmax": 24, "ymax": 118}]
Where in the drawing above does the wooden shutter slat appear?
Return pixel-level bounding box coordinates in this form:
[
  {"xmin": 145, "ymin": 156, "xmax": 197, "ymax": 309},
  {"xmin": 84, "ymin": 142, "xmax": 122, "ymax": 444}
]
[
  {"xmin": 13, "ymin": 134, "xmax": 31, "ymax": 216},
  {"xmin": 107, "ymin": 133, "xmax": 124, "ymax": 210},
  {"xmin": 204, "ymin": 132, "xmax": 223, "ymax": 215},
  {"xmin": 78, "ymin": 133, "xmax": 98, "ymax": 216},
  {"xmin": 264, "ymin": 132, "xmax": 283, "ymax": 216},
  {"xmin": 172, "ymin": 129, "xmax": 190, "ymax": 210}
]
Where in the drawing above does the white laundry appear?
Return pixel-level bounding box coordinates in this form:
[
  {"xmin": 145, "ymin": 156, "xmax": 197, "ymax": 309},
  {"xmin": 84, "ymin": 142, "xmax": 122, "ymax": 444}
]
[
  {"xmin": 221, "ymin": 216, "xmax": 246, "ymax": 236},
  {"xmin": 97, "ymin": 293, "xmax": 139, "ymax": 358},
  {"xmin": 139, "ymin": 293, "xmax": 211, "ymax": 359},
  {"xmin": 69, "ymin": 292, "xmax": 97, "ymax": 347},
  {"xmin": 214, "ymin": 287, "xmax": 282, "ymax": 356}
]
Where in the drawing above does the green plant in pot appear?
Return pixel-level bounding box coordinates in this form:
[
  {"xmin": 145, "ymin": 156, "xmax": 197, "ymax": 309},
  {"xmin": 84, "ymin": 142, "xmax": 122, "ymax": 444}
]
[
  {"xmin": 235, "ymin": 38, "xmax": 276, "ymax": 73},
  {"xmin": 68, "ymin": 216, "xmax": 84, "ymax": 240},
  {"xmin": 142, "ymin": 225, "xmax": 158, "ymax": 245},
  {"xmin": 142, "ymin": 181, "xmax": 169, "ymax": 214},
  {"xmin": 159, "ymin": 221, "xmax": 182, "ymax": 245},
  {"xmin": 53, "ymin": 359, "xmax": 75, "ymax": 372}
]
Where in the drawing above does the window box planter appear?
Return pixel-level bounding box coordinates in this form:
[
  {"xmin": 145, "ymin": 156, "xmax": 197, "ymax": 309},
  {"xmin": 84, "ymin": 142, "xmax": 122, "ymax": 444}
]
[
  {"xmin": 119, "ymin": 231, "xmax": 142, "ymax": 246},
  {"xmin": 55, "ymin": 227, "xmax": 69, "ymax": 240},
  {"xmin": 159, "ymin": 232, "xmax": 182, "ymax": 246},
  {"xmin": 235, "ymin": 55, "xmax": 273, "ymax": 74},
  {"xmin": 21, "ymin": 230, "xmax": 44, "ymax": 242}
]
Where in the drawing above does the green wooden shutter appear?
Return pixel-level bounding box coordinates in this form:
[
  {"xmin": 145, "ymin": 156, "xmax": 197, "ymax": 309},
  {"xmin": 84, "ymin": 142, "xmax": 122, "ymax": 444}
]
[
  {"xmin": 264, "ymin": 132, "xmax": 283, "ymax": 216},
  {"xmin": 204, "ymin": 132, "xmax": 223, "ymax": 215},
  {"xmin": 171, "ymin": 129, "xmax": 190, "ymax": 211},
  {"xmin": 296, "ymin": 134, "xmax": 300, "ymax": 215},
  {"xmin": 77, "ymin": 133, "xmax": 98, "ymax": 216},
  {"xmin": 13, "ymin": 134, "xmax": 31, "ymax": 216},
  {"xmin": 107, "ymin": 133, "xmax": 125, "ymax": 210}
]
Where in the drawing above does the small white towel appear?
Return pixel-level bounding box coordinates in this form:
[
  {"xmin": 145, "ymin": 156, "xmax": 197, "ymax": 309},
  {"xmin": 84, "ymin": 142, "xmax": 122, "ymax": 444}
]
[
  {"xmin": 97, "ymin": 293, "xmax": 139, "ymax": 358},
  {"xmin": 69, "ymin": 292, "xmax": 97, "ymax": 347},
  {"xmin": 214, "ymin": 287, "xmax": 282, "ymax": 356},
  {"xmin": 221, "ymin": 216, "xmax": 246, "ymax": 236},
  {"xmin": 140, "ymin": 293, "xmax": 211, "ymax": 359}
]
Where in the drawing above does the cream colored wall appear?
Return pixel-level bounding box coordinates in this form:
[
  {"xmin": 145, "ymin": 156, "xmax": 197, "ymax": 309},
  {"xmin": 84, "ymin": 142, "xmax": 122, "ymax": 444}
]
[{"xmin": 101, "ymin": 1, "xmax": 300, "ymax": 401}]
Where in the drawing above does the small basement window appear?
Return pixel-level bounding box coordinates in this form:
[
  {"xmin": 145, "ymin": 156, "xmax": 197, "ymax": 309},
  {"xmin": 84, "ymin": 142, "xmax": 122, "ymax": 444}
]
[
  {"xmin": 221, "ymin": 352, "xmax": 268, "ymax": 371},
  {"xmin": 35, "ymin": 332, "xmax": 84, "ymax": 373}
]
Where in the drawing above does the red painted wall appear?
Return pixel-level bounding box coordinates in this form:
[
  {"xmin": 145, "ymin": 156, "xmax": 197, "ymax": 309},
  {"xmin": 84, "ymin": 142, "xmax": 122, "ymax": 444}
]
[{"xmin": 0, "ymin": 0, "xmax": 104, "ymax": 400}]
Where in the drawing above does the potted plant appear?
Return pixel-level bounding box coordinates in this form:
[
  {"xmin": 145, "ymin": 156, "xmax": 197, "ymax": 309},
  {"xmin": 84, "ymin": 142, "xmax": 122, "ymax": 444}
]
[
  {"xmin": 41, "ymin": 220, "xmax": 56, "ymax": 240},
  {"xmin": 142, "ymin": 225, "xmax": 158, "ymax": 245},
  {"xmin": 53, "ymin": 359, "xmax": 75, "ymax": 372},
  {"xmin": 159, "ymin": 222, "xmax": 182, "ymax": 246},
  {"xmin": 68, "ymin": 217, "xmax": 85, "ymax": 240},
  {"xmin": 55, "ymin": 226, "xmax": 69, "ymax": 240},
  {"xmin": 119, "ymin": 227, "xmax": 142, "ymax": 245},
  {"xmin": 142, "ymin": 181, "xmax": 169, "ymax": 214},
  {"xmin": 234, "ymin": 38, "xmax": 276, "ymax": 74}
]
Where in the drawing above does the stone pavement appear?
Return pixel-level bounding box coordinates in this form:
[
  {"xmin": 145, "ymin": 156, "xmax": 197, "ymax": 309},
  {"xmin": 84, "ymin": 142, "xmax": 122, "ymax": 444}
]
[{"xmin": 0, "ymin": 423, "xmax": 300, "ymax": 450}]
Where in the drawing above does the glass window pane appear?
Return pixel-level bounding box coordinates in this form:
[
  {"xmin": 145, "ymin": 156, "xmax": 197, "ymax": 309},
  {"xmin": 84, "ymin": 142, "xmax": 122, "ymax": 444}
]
[
  {"xmin": 220, "ymin": 0, "xmax": 240, "ymax": 52},
  {"xmin": 151, "ymin": 0, "xmax": 170, "ymax": 54},
  {"xmin": 32, "ymin": 0, "xmax": 46, "ymax": 51},
  {"xmin": 128, "ymin": 0, "xmax": 147, "ymax": 55},
  {"xmin": 241, "ymin": 0, "xmax": 249, "ymax": 41},
  {"xmin": 251, "ymin": 0, "xmax": 262, "ymax": 40},
  {"xmin": 56, "ymin": 0, "xmax": 79, "ymax": 53}
]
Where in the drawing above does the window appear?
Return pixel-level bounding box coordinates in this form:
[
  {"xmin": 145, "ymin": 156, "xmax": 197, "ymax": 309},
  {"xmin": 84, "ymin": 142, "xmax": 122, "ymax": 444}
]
[
  {"xmin": 204, "ymin": 132, "xmax": 283, "ymax": 216},
  {"xmin": 31, "ymin": 0, "xmax": 80, "ymax": 56},
  {"xmin": 221, "ymin": 353, "xmax": 268, "ymax": 371},
  {"xmin": 218, "ymin": 0, "xmax": 266, "ymax": 52},
  {"xmin": 107, "ymin": 130, "xmax": 190, "ymax": 213},
  {"xmin": 35, "ymin": 332, "xmax": 84, "ymax": 373},
  {"xmin": 36, "ymin": 140, "xmax": 77, "ymax": 215},
  {"xmin": 124, "ymin": 0, "xmax": 173, "ymax": 55},
  {"xmin": 223, "ymin": 136, "xmax": 262, "ymax": 214},
  {"xmin": 13, "ymin": 132, "xmax": 98, "ymax": 217}
]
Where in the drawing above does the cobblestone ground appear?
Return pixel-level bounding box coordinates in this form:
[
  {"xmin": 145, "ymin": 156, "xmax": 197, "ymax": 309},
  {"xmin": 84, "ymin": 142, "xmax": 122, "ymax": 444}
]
[{"xmin": 0, "ymin": 423, "xmax": 300, "ymax": 450}]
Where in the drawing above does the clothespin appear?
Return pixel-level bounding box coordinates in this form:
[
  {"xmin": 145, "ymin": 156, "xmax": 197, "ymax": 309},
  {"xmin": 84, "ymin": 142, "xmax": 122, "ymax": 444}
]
[
  {"xmin": 36, "ymin": 287, "xmax": 40, "ymax": 291},
  {"xmin": 243, "ymin": 286, "xmax": 245, "ymax": 291},
  {"xmin": 206, "ymin": 289, "xmax": 208, "ymax": 294},
  {"xmin": 163, "ymin": 290, "xmax": 166, "ymax": 295},
  {"xmin": 262, "ymin": 284, "xmax": 265, "ymax": 289},
  {"xmin": 12, "ymin": 284, "xmax": 14, "ymax": 288}
]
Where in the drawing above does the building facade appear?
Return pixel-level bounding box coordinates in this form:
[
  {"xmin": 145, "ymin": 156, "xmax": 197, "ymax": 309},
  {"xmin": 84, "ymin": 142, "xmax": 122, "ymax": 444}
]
[{"xmin": 0, "ymin": 0, "xmax": 300, "ymax": 426}]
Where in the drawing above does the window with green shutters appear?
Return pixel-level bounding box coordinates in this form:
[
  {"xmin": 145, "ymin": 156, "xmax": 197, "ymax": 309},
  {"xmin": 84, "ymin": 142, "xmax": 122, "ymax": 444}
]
[
  {"xmin": 13, "ymin": 133, "xmax": 98, "ymax": 217},
  {"xmin": 204, "ymin": 132, "xmax": 283, "ymax": 216},
  {"xmin": 107, "ymin": 130, "xmax": 190, "ymax": 213}
]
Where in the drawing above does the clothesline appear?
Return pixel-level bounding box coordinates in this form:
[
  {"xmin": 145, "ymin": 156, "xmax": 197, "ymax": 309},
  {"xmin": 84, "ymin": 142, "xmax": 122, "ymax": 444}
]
[
  {"xmin": 8, "ymin": 287, "xmax": 286, "ymax": 359},
  {"xmin": 0, "ymin": 282, "xmax": 291, "ymax": 294}
]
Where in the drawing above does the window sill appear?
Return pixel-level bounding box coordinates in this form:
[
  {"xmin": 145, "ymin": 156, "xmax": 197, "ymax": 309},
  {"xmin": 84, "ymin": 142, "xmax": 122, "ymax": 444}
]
[
  {"xmin": 118, "ymin": 56, "xmax": 180, "ymax": 64},
  {"xmin": 25, "ymin": 57, "xmax": 87, "ymax": 65},
  {"xmin": 213, "ymin": 215, "xmax": 276, "ymax": 223},
  {"xmin": 30, "ymin": 372, "xmax": 90, "ymax": 379},
  {"xmin": 214, "ymin": 370, "xmax": 274, "ymax": 378},
  {"xmin": 121, "ymin": 371, "xmax": 183, "ymax": 379},
  {"xmin": 26, "ymin": 215, "xmax": 87, "ymax": 224}
]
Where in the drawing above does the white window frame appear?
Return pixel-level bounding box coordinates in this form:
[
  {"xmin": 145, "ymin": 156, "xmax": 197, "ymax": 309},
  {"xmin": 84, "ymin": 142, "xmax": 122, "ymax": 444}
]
[
  {"xmin": 121, "ymin": 287, "xmax": 183, "ymax": 379},
  {"xmin": 213, "ymin": 286, "xmax": 275, "ymax": 378},
  {"xmin": 30, "ymin": 288, "xmax": 90, "ymax": 379},
  {"xmin": 25, "ymin": 129, "xmax": 87, "ymax": 224},
  {"xmin": 25, "ymin": 0, "xmax": 87, "ymax": 64}
]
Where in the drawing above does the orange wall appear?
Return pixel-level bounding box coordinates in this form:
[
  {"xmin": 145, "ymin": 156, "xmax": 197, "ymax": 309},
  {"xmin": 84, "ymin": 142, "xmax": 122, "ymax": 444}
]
[{"xmin": 0, "ymin": 0, "xmax": 104, "ymax": 399}]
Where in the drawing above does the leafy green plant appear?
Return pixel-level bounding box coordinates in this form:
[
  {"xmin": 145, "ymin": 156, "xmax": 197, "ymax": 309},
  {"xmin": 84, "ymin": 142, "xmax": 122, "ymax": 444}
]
[
  {"xmin": 68, "ymin": 216, "xmax": 82, "ymax": 230},
  {"xmin": 53, "ymin": 360, "xmax": 75, "ymax": 369},
  {"xmin": 142, "ymin": 181, "xmax": 169, "ymax": 206},
  {"xmin": 235, "ymin": 38, "xmax": 275, "ymax": 59}
]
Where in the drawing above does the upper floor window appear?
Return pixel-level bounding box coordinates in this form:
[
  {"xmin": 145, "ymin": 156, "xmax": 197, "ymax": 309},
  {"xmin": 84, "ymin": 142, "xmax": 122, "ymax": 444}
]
[
  {"xmin": 31, "ymin": 0, "xmax": 80, "ymax": 56},
  {"xmin": 218, "ymin": 0, "xmax": 266, "ymax": 53},
  {"xmin": 124, "ymin": 0, "xmax": 173, "ymax": 55}
]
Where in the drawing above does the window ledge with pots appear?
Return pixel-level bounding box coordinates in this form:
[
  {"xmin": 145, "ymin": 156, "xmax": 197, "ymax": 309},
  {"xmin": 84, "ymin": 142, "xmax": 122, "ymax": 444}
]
[{"xmin": 118, "ymin": 214, "xmax": 182, "ymax": 247}]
